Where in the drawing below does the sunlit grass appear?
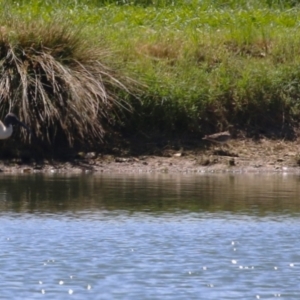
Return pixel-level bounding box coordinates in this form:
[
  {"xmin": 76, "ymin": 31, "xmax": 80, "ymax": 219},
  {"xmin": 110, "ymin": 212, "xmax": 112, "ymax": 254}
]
[{"xmin": 1, "ymin": 0, "xmax": 300, "ymax": 154}]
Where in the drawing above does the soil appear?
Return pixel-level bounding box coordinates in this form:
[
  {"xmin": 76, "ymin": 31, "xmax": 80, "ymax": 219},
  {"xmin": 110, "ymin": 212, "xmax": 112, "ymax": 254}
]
[{"xmin": 1, "ymin": 138, "xmax": 300, "ymax": 174}]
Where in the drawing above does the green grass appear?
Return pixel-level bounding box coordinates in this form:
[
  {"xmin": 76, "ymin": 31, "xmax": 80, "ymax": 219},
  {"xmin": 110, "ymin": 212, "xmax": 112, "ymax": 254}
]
[{"xmin": 1, "ymin": 0, "xmax": 300, "ymax": 156}]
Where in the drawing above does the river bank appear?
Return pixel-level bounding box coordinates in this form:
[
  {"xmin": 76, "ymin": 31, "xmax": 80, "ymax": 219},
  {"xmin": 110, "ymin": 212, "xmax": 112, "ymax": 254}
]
[
  {"xmin": 2, "ymin": 138, "xmax": 300, "ymax": 174},
  {"xmin": 3, "ymin": 1, "xmax": 300, "ymax": 158}
]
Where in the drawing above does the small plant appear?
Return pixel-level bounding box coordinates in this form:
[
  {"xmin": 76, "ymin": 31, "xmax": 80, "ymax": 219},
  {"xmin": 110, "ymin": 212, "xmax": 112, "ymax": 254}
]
[{"xmin": 294, "ymin": 153, "xmax": 300, "ymax": 166}]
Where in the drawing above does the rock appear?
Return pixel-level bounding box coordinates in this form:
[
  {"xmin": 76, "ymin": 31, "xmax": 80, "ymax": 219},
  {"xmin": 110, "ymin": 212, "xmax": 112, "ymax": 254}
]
[
  {"xmin": 229, "ymin": 158, "xmax": 235, "ymax": 166},
  {"xmin": 173, "ymin": 152, "xmax": 182, "ymax": 157},
  {"xmin": 85, "ymin": 152, "xmax": 97, "ymax": 159},
  {"xmin": 115, "ymin": 157, "xmax": 128, "ymax": 163},
  {"xmin": 76, "ymin": 152, "xmax": 85, "ymax": 159}
]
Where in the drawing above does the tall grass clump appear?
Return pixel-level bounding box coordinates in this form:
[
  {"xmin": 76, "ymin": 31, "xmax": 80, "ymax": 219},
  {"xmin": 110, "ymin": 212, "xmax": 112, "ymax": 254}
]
[{"xmin": 0, "ymin": 17, "xmax": 134, "ymax": 149}]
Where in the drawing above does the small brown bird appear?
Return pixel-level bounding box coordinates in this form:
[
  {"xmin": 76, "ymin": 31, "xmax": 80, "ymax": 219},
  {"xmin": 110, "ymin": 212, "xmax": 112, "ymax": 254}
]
[
  {"xmin": 202, "ymin": 130, "xmax": 231, "ymax": 144},
  {"xmin": 202, "ymin": 126, "xmax": 233, "ymax": 145}
]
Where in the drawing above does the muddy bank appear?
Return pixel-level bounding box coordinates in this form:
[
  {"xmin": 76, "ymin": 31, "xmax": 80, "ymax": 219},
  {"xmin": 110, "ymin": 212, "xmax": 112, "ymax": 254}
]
[{"xmin": 1, "ymin": 138, "xmax": 300, "ymax": 174}]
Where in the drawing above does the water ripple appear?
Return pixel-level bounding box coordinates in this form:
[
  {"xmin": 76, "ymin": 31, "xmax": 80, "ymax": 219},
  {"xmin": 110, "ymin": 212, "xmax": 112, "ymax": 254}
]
[{"xmin": 0, "ymin": 174, "xmax": 299, "ymax": 299}]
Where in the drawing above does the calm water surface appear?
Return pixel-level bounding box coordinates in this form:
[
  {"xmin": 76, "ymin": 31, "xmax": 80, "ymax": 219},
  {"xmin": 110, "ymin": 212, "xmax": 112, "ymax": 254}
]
[{"xmin": 0, "ymin": 173, "xmax": 300, "ymax": 299}]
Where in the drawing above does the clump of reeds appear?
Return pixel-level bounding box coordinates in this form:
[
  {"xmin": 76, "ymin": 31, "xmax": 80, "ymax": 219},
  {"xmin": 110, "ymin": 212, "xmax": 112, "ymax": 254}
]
[{"xmin": 0, "ymin": 18, "xmax": 134, "ymax": 147}]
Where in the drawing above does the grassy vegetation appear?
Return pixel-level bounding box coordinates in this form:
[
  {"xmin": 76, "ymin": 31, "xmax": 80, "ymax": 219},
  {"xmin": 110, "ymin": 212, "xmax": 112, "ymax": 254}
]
[{"xmin": 1, "ymin": 0, "xmax": 300, "ymax": 157}]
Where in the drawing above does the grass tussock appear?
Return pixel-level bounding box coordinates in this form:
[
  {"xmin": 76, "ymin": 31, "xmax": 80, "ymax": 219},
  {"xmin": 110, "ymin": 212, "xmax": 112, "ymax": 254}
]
[{"xmin": 0, "ymin": 18, "xmax": 134, "ymax": 147}]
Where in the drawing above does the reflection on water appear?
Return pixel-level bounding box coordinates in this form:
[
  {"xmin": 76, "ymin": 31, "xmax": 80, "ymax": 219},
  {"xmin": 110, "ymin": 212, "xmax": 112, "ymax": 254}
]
[
  {"xmin": 0, "ymin": 174, "xmax": 300, "ymax": 299},
  {"xmin": 0, "ymin": 173, "xmax": 300, "ymax": 215}
]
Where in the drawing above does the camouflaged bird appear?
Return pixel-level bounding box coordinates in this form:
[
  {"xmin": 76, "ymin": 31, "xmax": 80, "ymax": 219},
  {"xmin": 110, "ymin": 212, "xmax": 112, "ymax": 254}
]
[{"xmin": 202, "ymin": 126, "xmax": 235, "ymax": 145}]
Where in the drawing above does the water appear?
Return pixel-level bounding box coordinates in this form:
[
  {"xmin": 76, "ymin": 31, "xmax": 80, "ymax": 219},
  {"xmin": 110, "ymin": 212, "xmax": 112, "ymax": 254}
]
[{"xmin": 0, "ymin": 173, "xmax": 300, "ymax": 299}]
